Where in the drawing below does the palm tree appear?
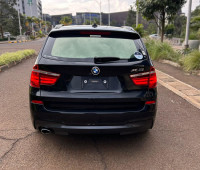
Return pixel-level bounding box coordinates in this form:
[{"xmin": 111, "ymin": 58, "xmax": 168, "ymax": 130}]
[{"xmin": 60, "ymin": 16, "xmax": 72, "ymax": 26}]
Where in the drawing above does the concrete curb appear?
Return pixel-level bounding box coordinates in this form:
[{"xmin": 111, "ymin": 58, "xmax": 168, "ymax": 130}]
[
  {"xmin": 0, "ymin": 54, "xmax": 36, "ymax": 73},
  {"xmin": 159, "ymin": 60, "xmax": 181, "ymax": 68},
  {"xmin": 157, "ymin": 69, "xmax": 200, "ymax": 110},
  {"xmin": 157, "ymin": 59, "xmax": 200, "ymax": 76}
]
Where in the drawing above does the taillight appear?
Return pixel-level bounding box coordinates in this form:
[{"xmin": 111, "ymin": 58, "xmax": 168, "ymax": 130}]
[
  {"xmin": 130, "ymin": 67, "xmax": 157, "ymax": 89},
  {"xmin": 145, "ymin": 101, "xmax": 156, "ymax": 105},
  {"xmin": 30, "ymin": 65, "xmax": 60, "ymax": 88},
  {"xmin": 31, "ymin": 100, "xmax": 43, "ymax": 105}
]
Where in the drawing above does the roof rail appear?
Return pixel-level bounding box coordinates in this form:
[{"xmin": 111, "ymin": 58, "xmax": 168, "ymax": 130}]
[{"xmin": 54, "ymin": 24, "xmax": 64, "ymax": 29}]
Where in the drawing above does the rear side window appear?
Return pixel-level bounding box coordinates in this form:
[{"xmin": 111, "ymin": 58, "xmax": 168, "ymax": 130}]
[{"xmin": 42, "ymin": 30, "xmax": 144, "ymax": 62}]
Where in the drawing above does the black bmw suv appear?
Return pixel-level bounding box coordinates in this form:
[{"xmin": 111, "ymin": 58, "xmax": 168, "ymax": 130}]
[{"xmin": 29, "ymin": 25, "xmax": 157, "ymax": 135}]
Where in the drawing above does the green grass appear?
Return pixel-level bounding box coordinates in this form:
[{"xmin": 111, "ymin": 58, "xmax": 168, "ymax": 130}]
[
  {"xmin": 0, "ymin": 49, "xmax": 36, "ymax": 66},
  {"xmin": 145, "ymin": 38, "xmax": 181, "ymax": 63},
  {"xmin": 182, "ymin": 50, "xmax": 200, "ymax": 71},
  {"xmin": 145, "ymin": 38, "xmax": 200, "ymax": 72}
]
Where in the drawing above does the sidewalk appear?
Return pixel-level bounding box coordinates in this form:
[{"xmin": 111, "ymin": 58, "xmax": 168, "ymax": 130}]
[
  {"xmin": 155, "ymin": 61, "xmax": 200, "ymax": 109},
  {"xmin": 154, "ymin": 61, "xmax": 200, "ymax": 90}
]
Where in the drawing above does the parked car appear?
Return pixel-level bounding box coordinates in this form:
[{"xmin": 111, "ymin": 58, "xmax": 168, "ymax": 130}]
[
  {"xmin": 3, "ymin": 32, "xmax": 11, "ymax": 38},
  {"xmin": 29, "ymin": 25, "xmax": 157, "ymax": 135},
  {"xmin": 149, "ymin": 34, "xmax": 160, "ymax": 39}
]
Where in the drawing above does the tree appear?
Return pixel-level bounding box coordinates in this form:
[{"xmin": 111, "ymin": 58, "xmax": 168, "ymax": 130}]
[
  {"xmin": 59, "ymin": 16, "xmax": 72, "ymax": 26},
  {"xmin": 133, "ymin": 24, "xmax": 144, "ymax": 37},
  {"xmin": 138, "ymin": 0, "xmax": 186, "ymax": 42},
  {"xmin": 191, "ymin": 5, "xmax": 200, "ymax": 17},
  {"xmin": 84, "ymin": 19, "xmax": 90, "ymax": 25},
  {"xmin": 4, "ymin": 7, "xmax": 20, "ymax": 36},
  {"xmin": 147, "ymin": 23, "xmax": 157, "ymax": 35},
  {"xmin": 126, "ymin": 5, "xmax": 136, "ymax": 26},
  {"xmin": 111, "ymin": 20, "xmax": 117, "ymax": 26},
  {"xmin": 174, "ymin": 15, "xmax": 186, "ymax": 37},
  {"xmin": 0, "ymin": 0, "xmax": 16, "ymax": 38},
  {"xmin": 93, "ymin": 18, "xmax": 100, "ymax": 25},
  {"xmin": 165, "ymin": 24, "xmax": 175, "ymax": 36},
  {"xmin": 190, "ymin": 5, "xmax": 200, "ymax": 40}
]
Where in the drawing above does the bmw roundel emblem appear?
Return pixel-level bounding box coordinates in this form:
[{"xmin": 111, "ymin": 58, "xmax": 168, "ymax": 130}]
[{"xmin": 91, "ymin": 66, "xmax": 100, "ymax": 76}]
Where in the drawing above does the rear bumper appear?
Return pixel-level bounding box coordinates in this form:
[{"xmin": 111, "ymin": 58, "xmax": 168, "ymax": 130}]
[
  {"xmin": 30, "ymin": 103, "xmax": 156, "ymax": 135},
  {"xmin": 35, "ymin": 119, "xmax": 153, "ymax": 135}
]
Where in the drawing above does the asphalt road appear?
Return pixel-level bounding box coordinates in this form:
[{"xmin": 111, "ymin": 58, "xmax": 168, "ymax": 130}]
[
  {"xmin": 0, "ymin": 38, "xmax": 46, "ymax": 55},
  {"xmin": 0, "ymin": 41, "xmax": 200, "ymax": 170}
]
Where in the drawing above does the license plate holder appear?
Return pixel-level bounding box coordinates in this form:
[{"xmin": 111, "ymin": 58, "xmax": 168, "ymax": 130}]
[{"xmin": 81, "ymin": 77, "xmax": 109, "ymax": 90}]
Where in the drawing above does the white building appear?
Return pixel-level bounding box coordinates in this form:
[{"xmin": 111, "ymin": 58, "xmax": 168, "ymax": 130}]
[{"xmin": 15, "ymin": 0, "xmax": 42, "ymax": 18}]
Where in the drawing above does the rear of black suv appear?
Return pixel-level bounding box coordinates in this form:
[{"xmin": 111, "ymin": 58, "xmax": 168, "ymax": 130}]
[{"xmin": 29, "ymin": 25, "xmax": 157, "ymax": 135}]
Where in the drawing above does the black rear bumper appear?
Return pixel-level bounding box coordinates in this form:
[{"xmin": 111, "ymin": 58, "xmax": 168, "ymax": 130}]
[
  {"xmin": 30, "ymin": 104, "xmax": 156, "ymax": 135},
  {"xmin": 35, "ymin": 119, "xmax": 153, "ymax": 135}
]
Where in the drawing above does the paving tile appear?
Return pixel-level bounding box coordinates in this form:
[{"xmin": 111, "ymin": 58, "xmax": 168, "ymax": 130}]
[
  {"xmin": 157, "ymin": 70, "xmax": 200, "ymax": 109},
  {"xmin": 167, "ymin": 82, "xmax": 191, "ymax": 91},
  {"xmin": 191, "ymin": 96, "xmax": 200, "ymax": 103},
  {"xmin": 161, "ymin": 78, "xmax": 176, "ymax": 83},
  {"xmin": 180, "ymin": 89, "xmax": 200, "ymax": 96}
]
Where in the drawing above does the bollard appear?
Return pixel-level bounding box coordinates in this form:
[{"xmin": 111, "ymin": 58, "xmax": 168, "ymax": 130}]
[{"xmin": 8, "ymin": 35, "xmax": 10, "ymax": 42}]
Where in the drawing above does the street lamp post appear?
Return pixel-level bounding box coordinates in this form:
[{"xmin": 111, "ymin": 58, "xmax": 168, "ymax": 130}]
[
  {"xmin": 185, "ymin": 0, "xmax": 193, "ymax": 49},
  {"xmin": 44, "ymin": 14, "xmax": 47, "ymax": 34},
  {"xmin": 100, "ymin": 0, "xmax": 102, "ymax": 25},
  {"xmin": 28, "ymin": 0, "xmax": 34, "ymax": 35},
  {"xmin": 90, "ymin": 13, "xmax": 92, "ymax": 25},
  {"xmin": 157, "ymin": 13, "xmax": 160, "ymax": 36},
  {"xmin": 17, "ymin": 9, "xmax": 22, "ymax": 37},
  {"xmin": 95, "ymin": 0, "xmax": 102, "ymax": 25},
  {"xmin": 84, "ymin": 13, "xmax": 86, "ymax": 24},
  {"xmin": 108, "ymin": 0, "xmax": 110, "ymax": 26},
  {"xmin": 136, "ymin": 0, "xmax": 139, "ymax": 27}
]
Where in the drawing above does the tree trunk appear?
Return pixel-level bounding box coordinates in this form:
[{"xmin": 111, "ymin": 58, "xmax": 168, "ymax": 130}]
[
  {"xmin": 161, "ymin": 11, "xmax": 165, "ymax": 43},
  {"xmin": 0, "ymin": 25, "xmax": 3, "ymax": 39}
]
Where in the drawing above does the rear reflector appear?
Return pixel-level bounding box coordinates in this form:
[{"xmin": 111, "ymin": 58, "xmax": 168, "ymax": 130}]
[
  {"xmin": 30, "ymin": 65, "xmax": 60, "ymax": 88},
  {"xmin": 31, "ymin": 100, "xmax": 43, "ymax": 104},
  {"xmin": 145, "ymin": 101, "xmax": 156, "ymax": 105},
  {"xmin": 130, "ymin": 67, "xmax": 157, "ymax": 89}
]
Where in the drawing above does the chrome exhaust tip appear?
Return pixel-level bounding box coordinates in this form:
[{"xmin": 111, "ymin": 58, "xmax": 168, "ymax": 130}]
[{"xmin": 40, "ymin": 128, "xmax": 52, "ymax": 135}]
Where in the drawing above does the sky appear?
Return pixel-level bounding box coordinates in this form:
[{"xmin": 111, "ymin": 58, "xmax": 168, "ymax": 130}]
[{"xmin": 42, "ymin": 0, "xmax": 200, "ymax": 16}]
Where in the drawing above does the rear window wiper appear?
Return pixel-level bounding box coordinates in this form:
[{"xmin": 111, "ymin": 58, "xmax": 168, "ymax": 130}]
[{"xmin": 94, "ymin": 57, "xmax": 121, "ymax": 64}]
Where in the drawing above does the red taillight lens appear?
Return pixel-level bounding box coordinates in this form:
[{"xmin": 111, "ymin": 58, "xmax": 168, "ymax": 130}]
[
  {"xmin": 130, "ymin": 67, "xmax": 157, "ymax": 89},
  {"xmin": 40, "ymin": 73, "xmax": 60, "ymax": 86},
  {"xmin": 145, "ymin": 101, "xmax": 156, "ymax": 105},
  {"xmin": 149, "ymin": 67, "xmax": 157, "ymax": 89},
  {"xmin": 31, "ymin": 100, "xmax": 43, "ymax": 104},
  {"xmin": 30, "ymin": 70, "xmax": 40, "ymax": 88},
  {"xmin": 30, "ymin": 65, "xmax": 60, "ymax": 88}
]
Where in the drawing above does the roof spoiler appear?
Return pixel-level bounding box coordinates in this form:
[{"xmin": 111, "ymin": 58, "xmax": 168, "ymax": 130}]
[
  {"xmin": 121, "ymin": 26, "xmax": 135, "ymax": 32},
  {"xmin": 54, "ymin": 24, "xmax": 64, "ymax": 29}
]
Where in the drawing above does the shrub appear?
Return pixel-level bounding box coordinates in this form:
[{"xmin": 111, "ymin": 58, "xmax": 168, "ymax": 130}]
[
  {"xmin": 189, "ymin": 31, "xmax": 198, "ymax": 40},
  {"xmin": 134, "ymin": 24, "xmax": 145, "ymax": 37},
  {"xmin": 0, "ymin": 49, "xmax": 36, "ymax": 66},
  {"xmin": 182, "ymin": 50, "xmax": 200, "ymax": 71},
  {"xmin": 145, "ymin": 38, "xmax": 181, "ymax": 62},
  {"xmin": 30, "ymin": 35, "xmax": 36, "ymax": 40}
]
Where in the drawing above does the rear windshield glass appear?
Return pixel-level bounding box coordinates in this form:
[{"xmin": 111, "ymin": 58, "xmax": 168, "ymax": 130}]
[{"xmin": 42, "ymin": 35, "xmax": 144, "ymax": 62}]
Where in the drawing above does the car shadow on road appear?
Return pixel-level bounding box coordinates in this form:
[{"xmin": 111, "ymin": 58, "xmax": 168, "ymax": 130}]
[{"xmin": 38, "ymin": 131, "xmax": 152, "ymax": 157}]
